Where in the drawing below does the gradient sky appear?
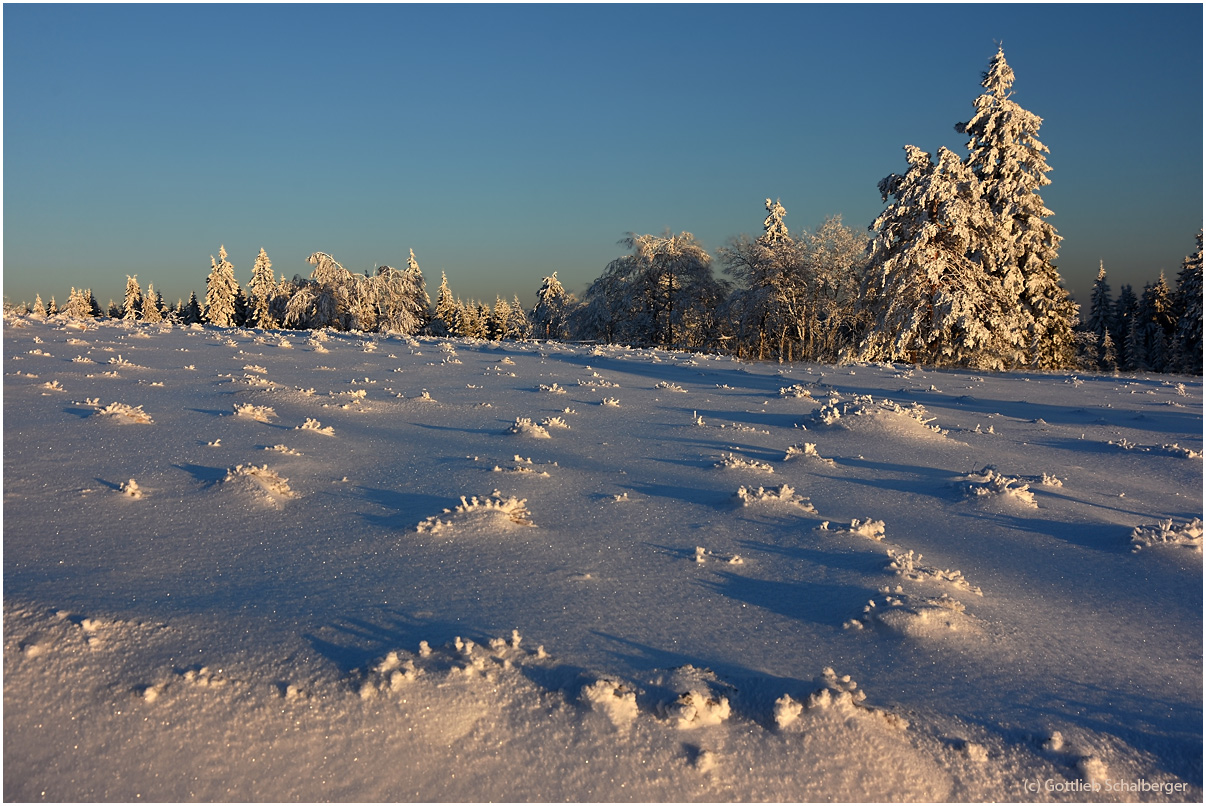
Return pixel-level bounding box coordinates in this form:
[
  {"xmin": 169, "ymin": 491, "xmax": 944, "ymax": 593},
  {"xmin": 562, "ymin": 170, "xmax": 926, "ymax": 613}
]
[{"xmin": 4, "ymin": 4, "xmax": 1202, "ymax": 312}]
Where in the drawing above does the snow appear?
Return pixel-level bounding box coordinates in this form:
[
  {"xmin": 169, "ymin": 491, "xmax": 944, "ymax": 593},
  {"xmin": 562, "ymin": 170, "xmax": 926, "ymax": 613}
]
[{"xmin": 4, "ymin": 312, "xmax": 1202, "ymax": 801}]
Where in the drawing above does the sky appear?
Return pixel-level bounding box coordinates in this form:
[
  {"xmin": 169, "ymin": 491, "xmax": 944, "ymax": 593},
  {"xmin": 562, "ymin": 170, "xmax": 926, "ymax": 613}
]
[{"xmin": 3, "ymin": 3, "xmax": 1203, "ymax": 312}]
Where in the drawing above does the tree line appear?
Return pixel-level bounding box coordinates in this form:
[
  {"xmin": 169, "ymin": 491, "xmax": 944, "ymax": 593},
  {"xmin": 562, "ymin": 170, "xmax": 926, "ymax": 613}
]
[{"xmin": 11, "ymin": 48, "xmax": 1202, "ymax": 375}]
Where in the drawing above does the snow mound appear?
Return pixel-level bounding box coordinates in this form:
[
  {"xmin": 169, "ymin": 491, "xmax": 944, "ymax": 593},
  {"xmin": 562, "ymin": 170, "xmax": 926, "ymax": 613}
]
[
  {"xmin": 693, "ymin": 546, "xmax": 744, "ymax": 565},
  {"xmin": 849, "ymin": 589, "xmax": 976, "ymax": 638},
  {"xmin": 222, "ymin": 464, "xmax": 295, "ymax": 506},
  {"xmin": 416, "ymin": 491, "xmax": 535, "ymax": 534},
  {"xmin": 715, "ymin": 452, "xmax": 775, "ymax": 473},
  {"xmin": 539, "ymin": 416, "xmax": 571, "ymax": 430},
  {"xmin": 779, "ymin": 383, "xmax": 813, "ymax": 399},
  {"xmin": 537, "ymin": 383, "xmax": 566, "ymax": 394},
  {"xmin": 1130, "ymin": 518, "xmax": 1203, "ymax": 554},
  {"xmin": 93, "ymin": 401, "xmax": 153, "ymax": 424},
  {"xmin": 959, "ymin": 467, "xmax": 1037, "ymax": 507},
  {"xmin": 807, "ymin": 395, "xmax": 947, "ymax": 437},
  {"xmin": 507, "ymin": 417, "xmax": 551, "ymax": 438},
  {"xmin": 118, "ymin": 479, "xmax": 143, "ymax": 499},
  {"xmin": 819, "ymin": 518, "xmax": 886, "ymax": 541},
  {"xmin": 581, "ymin": 678, "xmax": 640, "ymax": 727},
  {"xmin": 777, "ymin": 668, "xmax": 908, "ymax": 732},
  {"xmin": 655, "ymin": 381, "xmax": 687, "ymax": 393},
  {"xmin": 784, "ymin": 442, "xmax": 835, "ymax": 465},
  {"xmin": 886, "ymin": 549, "xmax": 982, "ymax": 595},
  {"xmin": 734, "ymin": 484, "xmax": 816, "ymax": 513}
]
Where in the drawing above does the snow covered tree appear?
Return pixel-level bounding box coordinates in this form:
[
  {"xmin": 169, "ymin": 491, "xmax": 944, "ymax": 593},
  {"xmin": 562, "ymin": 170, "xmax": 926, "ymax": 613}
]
[
  {"xmin": 373, "ymin": 262, "xmax": 428, "ymax": 335},
  {"xmin": 304, "ymin": 252, "xmax": 352, "ymax": 330},
  {"xmin": 32, "ymin": 294, "xmax": 46, "ymax": 318},
  {"xmin": 123, "ymin": 275, "xmax": 143, "ymax": 322},
  {"xmin": 530, "ymin": 272, "xmax": 576, "ymax": 341},
  {"xmin": 47, "ymin": 296, "xmax": 58, "ymax": 316},
  {"xmin": 492, "ymin": 296, "xmax": 513, "ymax": 340},
  {"xmin": 763, "ymin": 198, "xmax": 790, "ymax": 244},
  {"xmin": 64, "ymin": 287, "xmax": 93, "ymax": 319},
  {"xmin": 957, "ymin": 46, "xmax": 1076, "ymax": 369},
  {"xmin": 860, "ymin": 145, "xmax": 1025, "ymax": 369},
  {"xmin": 597, "ymin": 231, "xmax": 724, "ymax": 349},
  {"xmin": 247, "ymin": 248, "xmax": 277, "ymax": 329},
  {"xmin": 1173, "ymin": 231, "xmax": 1203, "ymax": 374},
  {"xmin": 107, "ymin": 299, "xmax": 121, "ymax": 318},
  {"xmin": 204, "ymin": 246, "xmax": 241, "ymax": 328},
  {"xmin": 1085, "ymin": 262, "xmax": 1117, "ymax": 370},
  {"xmin": 508, "ymin": 294, "xmax": 531, "ymax": 339},
  {"xmin": 141, "ymin": 283, "xmax": 164, "ymax": 324},
  {"xmin": 403, "ymin": 250, "xmax": 432, "ymax": 330},
  {"xmin": 431, "ymin": 272, "xmax": 458, "ymax": 336}
]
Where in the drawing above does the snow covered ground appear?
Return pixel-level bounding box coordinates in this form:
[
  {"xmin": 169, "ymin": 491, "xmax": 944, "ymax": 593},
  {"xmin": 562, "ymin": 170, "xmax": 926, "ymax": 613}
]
[{"xmin": 4, "ymin": 312, "xmax": 1201, "ymax": 802}]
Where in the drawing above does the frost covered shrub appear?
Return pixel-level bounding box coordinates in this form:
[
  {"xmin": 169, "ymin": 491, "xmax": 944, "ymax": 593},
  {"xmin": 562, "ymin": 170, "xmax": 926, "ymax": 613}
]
[
  {"xmin": 416, "ymin": 492, "xmax": 535, "ymax": 533},
  {"xmin": 734, "ymin": 484, "xmax": 816, "ymax": 512},
  {"xmin": 960, "ymin": 467, "xmax": 1036, "ymax": 507},
  {"xmin": 507, "ymin": 417, "xmax": 550, "ymax": 438}
]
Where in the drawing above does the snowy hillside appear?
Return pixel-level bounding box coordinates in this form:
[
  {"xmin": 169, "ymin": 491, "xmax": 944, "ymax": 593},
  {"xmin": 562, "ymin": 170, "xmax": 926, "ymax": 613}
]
[{"xmin": 4, "ymin": 313, "xmax": 1201, "ymax": 802}]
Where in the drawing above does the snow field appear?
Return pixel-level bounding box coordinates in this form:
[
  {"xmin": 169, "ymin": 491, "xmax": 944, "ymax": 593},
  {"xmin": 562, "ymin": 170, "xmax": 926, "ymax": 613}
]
[{"xmin": 3, "ymin": 312, "xmax": 1202, "ymax": 801}]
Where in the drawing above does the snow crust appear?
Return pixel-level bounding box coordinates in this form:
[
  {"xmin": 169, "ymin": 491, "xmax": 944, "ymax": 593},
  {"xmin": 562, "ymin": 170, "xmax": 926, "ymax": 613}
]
[{"xmin": 3, "ymin": 313, "xmax": 1202, "ymax": 801}]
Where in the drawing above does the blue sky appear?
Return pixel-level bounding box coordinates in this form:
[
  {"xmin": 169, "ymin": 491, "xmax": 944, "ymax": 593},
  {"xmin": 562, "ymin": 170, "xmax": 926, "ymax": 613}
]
[{"xmin": 4, "ymin": 4, "xmax": 1202, "ymax": 312}]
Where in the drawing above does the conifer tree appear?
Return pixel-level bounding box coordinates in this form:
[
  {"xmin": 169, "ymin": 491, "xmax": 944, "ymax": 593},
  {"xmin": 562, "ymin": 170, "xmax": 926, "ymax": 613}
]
[
  {"xmin": 404, "ymin": 250, "xmax": 432, "ymax": 331},
  {"xmin": 1173, "ymin": 231, "xmax": 1203, "ymax": 374},
  {"xmin": 183, "ymin": 291, "xmax": 203, "ymax": 325},
  {"xmin": 861, "ymin": 145, "xmax": 1024, "ymax": 369},
  {"xmin": 32, "ymin": 294, "xmax": 46, "ymax": 318},
  {"xmin": 142, "ymin": 283, "xmax": 164, "ymax": 323},
  {"xmin": 123, "ymin": 275, "xmax": 143, "ymax": 321},
  {"xmin": 1085, "ymin": 262, "xmax": 1116, "ymax": 370},
  {"xmin": 247, "ymin": 247, "xmax": 277, "ymax": 329},
  {"xmin": 47, "ymin": 296, "xmax": 58, "ymax": 315},
  {"xmin": 204, "ymin": 246, "xmax": 241, "ymax": 327},
  {"xmin": 531, "ymin": 272, "xmax": 575, "ymax": 341},
  {"xmin": 107, "ymin": 300, "xmax": 121, "ymax": 318},
  {"xmin": 492, "ymin": 296, "xmax": 513, "ymax": 340},
  {"xmin": 957, "ymin": 46, "xmax": 1076, "ymax": 369},
  {"xmin": 432, "ymin": 272, "xmax": 458, "ymax": 336},
  {"xmin": 1114, "ymin": 284, "xmax": 1139, "ymax": 369},
  {"xmin": 64, "ymin": 287, "xmax": 93, "ymax": 319},
  {"xmin": 509, "ymin": 294, "xmax": 531, "ymax": 339}
]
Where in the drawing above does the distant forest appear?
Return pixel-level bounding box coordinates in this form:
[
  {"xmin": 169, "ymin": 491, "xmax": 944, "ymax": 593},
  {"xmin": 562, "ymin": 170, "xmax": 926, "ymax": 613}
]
[{"xmin": 11, "ymin": 48, "xmax": 1202, "ymax": 376}]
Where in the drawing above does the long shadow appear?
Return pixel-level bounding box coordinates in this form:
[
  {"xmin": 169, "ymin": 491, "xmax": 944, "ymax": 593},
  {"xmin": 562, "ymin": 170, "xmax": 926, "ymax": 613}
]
[
  {"xmin": 304, "ymin": 609, "xmax": 483, "ymax": 673},
  {"xmin": 357, "ymin": 486, "xmax": 456, "ymax": 530},
  {"xmin": 173, "ymin": 462, "xmax": 226, "ymax": 484}
]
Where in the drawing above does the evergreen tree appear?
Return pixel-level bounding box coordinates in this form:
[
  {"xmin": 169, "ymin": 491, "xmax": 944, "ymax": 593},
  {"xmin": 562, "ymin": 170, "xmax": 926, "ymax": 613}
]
[
  {"xmin": 1144, "ymin": 273, "xmax": 1176, "ymax": 372},
  {"xmin": 432, "ymin": 272, "xmax": 458, "ymax": 336},
  {"xmin": 373, "ymin": 262, "xmax": 428, "ymax": 335},
  {"xmin": 509, "ymin": 294, "xmax": 531, "ymax": 339},
  {"xmin": 404, "ymin": 249, "xmax": 432, "ymax": 331},
  {"xmin": 1085, "ymin": 262, "xmax": 1116, "ymax": 370},
  {"xmin": 107, "ymin": 300, "xmax": 121, "ymax": 319},
  {"xmin": 184, "ymin": 291, "xmax": 203, "ymax": 325},
  {"xmin": 1173, "ymin": 231, "xmax": 1203, "ymax": 374},
  {"xmin": 32, "ymin": 294, "xmax": 46, "ymax": 318},
  {"xmin": 141, "ymin": 283, "xmax": 164, "ymax": 323},
  {"xmin": 861, "ymin": 145, "xmax": 1024, "ymax": 369},
  {"xmin": 204, "ymin": 246, "xmax": 241, "ymax": 327},
  {"xmin": 123, "ymin": 275, "xmax": 143, "ymax": 322},
  {"xmin": 247, "ymin": 247, "xmax": 277, "ymax": 329},
  {"xmin": 1115, "ymin": 284, "xmax": 1139, "ymax": 369},
  {"xmin": 64, "ymin": 287, "xmax": 93, "ymax": 319},
  {"xmin": 958, "ymin": 46, "xmax": 1075, "ymax": 369},
  {"xmin": 492, "ymin": 296, "xmax": 513, "ymax": 340},
  {"xmin": 531, "ymin": 272, "xmax": 576, "ymax": 341},
  {"xmin": 47, "ymin": 296, "xmax": 58, "ymax": 315}
]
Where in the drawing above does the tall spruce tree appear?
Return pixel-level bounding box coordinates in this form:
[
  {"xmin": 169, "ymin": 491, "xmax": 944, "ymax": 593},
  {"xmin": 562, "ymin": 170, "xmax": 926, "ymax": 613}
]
[
  {"xmin": 1085, "ymin": 262, "xmax": 1116, "ymax": 370},
  {"xmin": 247, "ymin": 247, "xmax": 277, "ymax": 329},
  {"xmin": 1173, "ymin": 231, "xmax": 1203, "ymax": 374},
  {"xmin": 861, "ymin": 145, "xmax": 1024, "ymax": 369},
  {"xmin": 123, "ymin": 275, "xmax": 143, "ymax": 322},
  {"xmin": 958, "ymin": 46, "xmax": 1076, "ymax": 369},
  {"xmin": 204, "ymin": 246, "xmax": 241, "ymax": 327}
]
